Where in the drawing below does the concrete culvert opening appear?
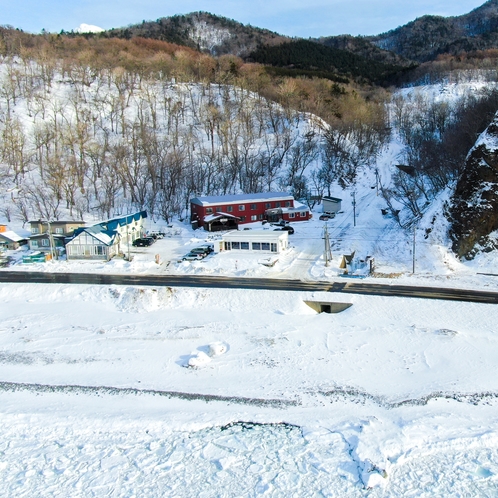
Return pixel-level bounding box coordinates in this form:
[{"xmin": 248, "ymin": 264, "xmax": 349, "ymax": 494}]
[{"xmin": 304, "ymin": 301, "xmax": 352, "ymax": 314}]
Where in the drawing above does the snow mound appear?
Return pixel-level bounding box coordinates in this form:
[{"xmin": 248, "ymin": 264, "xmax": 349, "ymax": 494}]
[
  {"xmin": 188, "ymin": 351, "xmax": 212, "ymax": 368},
  {"xmin": 108, "ymin": 286, "xmax": 174, "ymax": 313},
  {"xmin": 209, "ymin": 342, "xmax": 228, "ymax": 357}
]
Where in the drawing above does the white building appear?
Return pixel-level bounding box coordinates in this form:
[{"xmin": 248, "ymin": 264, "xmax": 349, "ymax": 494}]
[{"xmin": 218, "ymin": 230, "xmax": 289, "ymax": 254}]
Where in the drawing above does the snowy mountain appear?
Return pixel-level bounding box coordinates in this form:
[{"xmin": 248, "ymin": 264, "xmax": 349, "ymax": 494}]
[{"xmin": 75, "ymin": 23, "xmax": 104, "ymax": 34}]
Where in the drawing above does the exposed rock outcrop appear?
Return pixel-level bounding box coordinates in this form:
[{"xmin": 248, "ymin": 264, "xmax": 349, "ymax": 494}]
[{"xmin": 449, "ymin": 114, "xmax": 498, "ymax": 259}]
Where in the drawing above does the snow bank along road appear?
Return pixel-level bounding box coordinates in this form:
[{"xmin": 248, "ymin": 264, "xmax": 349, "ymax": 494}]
[{"xmin": 0, "ymin": 270, "xmax": 497, "ymax": 303}]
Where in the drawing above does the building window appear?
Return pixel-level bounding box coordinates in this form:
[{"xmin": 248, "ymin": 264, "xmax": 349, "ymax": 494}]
[
  {"xmin": 285, "ymin": 201, "xmax": 291, "ymax": 207},
  {"xmin": 31, "ymin": 228, "xmax": 39, "ymax": 234},
  {"xmin": 289, "ymin": 213, "xmax": 295, "ymax": 218},
  {"xmin": 271, "ymin": 243, "xmax": 277, "ymax": 252},
  {"xmin": 206, "ymin": 207, "xmax": 213, "ymax": 214},
  {"xmin": 31, "ymin": 240, "xmax": 38, "ymax": 247},
  {"xmin": 231, "ymin": 241, "xmax": 240, "ymax": 249},
  {"xmin": 55, "ymin": 227, "xmax": 64, "ymax": 234},
  {"xmin": 250, "ymin": 204, "xmax": 257, "ymax": 210},
  {"xmin": 215, "ymin": 206, "xmax": 222, "ymax": 212},
  {"xmin": 241, "ymin": 242, "xmax": 249, "ymax": 250},
  {"xmin": 251, "ymin": 215, "xmax": 257, "ymax": 221},
  {"xmin": 225, "ymin": 242, "xmax": 231, "ymax": 250},
  {"xmin": 265, "ymin": 203, "xmax": 271, "ymax": 208},
  {"xmin": 276, "ymin": 202, "xmax": 281, "ymax": 208},
  {"xmin": 252, "ymin": 242, "xmax": 261, "ymax": 250},
  {"xmin": 238, "ymin": 205, "xmax": 245, "ymax": 211},
  {"xmin": 240, "ymin": 216, "xmax": 246, "ymax": 222},
  {"xmin": 41, "ymin": 239, "xmax": 50, "ymax": 247},
  {"xmin": 226, "ymin": 206, "xmax": 233, "ymax": 212},
  {"xmin": 300, "ymin": 212, "xmax": 307, "ymax": 217},
  {"xmin": 262, "ymin": 242, "xmax": 270, "ymax": 251},
  {"xmin": 258, "ymin": 214, "xmax": 264, "ymax": 220}
]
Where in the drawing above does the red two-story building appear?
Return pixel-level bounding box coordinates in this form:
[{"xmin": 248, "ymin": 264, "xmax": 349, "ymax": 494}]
[{"xmin": 190, "ymin": 192, "xmax": 311, "ymax": 231}]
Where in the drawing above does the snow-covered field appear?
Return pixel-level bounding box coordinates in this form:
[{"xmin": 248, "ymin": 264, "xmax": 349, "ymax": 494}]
[{"xmin": 1, "ymin": 279, "xmax": 498, "ymax": 496}]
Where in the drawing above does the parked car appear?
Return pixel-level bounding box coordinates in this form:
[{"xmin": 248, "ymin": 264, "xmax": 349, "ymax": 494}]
[
  {"xmin": 132, "ymin": 237, "xmax": 154, "ymax": 247},
  {"xmin": 148, "ymin": 231, "xmax": 165, "ymax": 239},
  {"xmin": 190, "ymin": 244, "xmax": 214, "ymax": 256},
  {"xmin": 274, "ymin": 226, "xmax": 294, "ymax": 234},
  {"xmin": 182, "ymin": 252, "xmax": 204, "ymax": 261}
]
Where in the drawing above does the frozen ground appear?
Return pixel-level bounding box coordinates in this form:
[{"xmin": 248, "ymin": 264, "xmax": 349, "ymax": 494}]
[{"xmin": 0, "ymin": 281, "xmax": 498, "ymax": 496}]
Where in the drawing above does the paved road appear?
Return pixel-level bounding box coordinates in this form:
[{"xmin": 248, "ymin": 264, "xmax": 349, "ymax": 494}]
[{"xmin": 0, "ymin": 271, "xmax": 497, "ymax": 304}]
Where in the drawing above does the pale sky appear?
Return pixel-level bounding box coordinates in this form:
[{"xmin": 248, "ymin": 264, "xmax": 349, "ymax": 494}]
[{"xmin": 0, "ymin": 0, "xmax": 487, "ymax": 37}]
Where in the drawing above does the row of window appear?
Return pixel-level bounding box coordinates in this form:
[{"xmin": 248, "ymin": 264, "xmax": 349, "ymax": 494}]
[
  {"xmin": 67, "ymin": 245, "xmax": 106, "ymax": 256},
  {"xmin": 31, "ymin": 239, "xmax": 50, "ymax": 247},
  {"xmin": 31, "ymin": 227, "xmax": 64, "ymax": 234},
  {"xmin": 289, "ymin": 212, "xmax": 307, "ymax": 218},
  {"xmin": 224, "ymin": 241, "xmax": 278, "ymax": 252},
  {"xmin": 205, "ymin": 201, "xmax": 292, "ymax": 214}
]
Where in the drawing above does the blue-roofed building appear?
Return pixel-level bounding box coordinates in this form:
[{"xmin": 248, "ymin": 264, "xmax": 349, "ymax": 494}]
[{"xmin": 65, "ymin": 211, "xmax": 147, "ymax": 261}]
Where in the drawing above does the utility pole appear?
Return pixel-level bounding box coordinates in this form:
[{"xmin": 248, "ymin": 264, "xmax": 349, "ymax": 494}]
[
  {"xmin": 412, "ymin": 224, "xmax": 416, "ymax": 274},
  {"xmin": 351, "ymin": 191, "xmax": 356, "ymax": 227},
  {"xmin": 323, "ymin": 223, "xmax": 332, "ymax": 266},
  {"xmin": 127, "ymin": 223, "xmax": 130, "ymax": 262},
  {"xmin": 47, "ymin": 220, "xmax": 56, "ymax": 260}
]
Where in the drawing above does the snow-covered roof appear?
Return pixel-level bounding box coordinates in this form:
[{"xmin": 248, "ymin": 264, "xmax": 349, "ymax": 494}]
[
  {"xmin": 68, "ymin": 226, "xmax": 117, "ymax": 246},
  {"xmin": 29, "ymin": 234, "xmax": 66, "ymax": 239},
  {"xmin": 222, "ymin": 229, "xmax": 288, "ymax": 242},
  {"xmin": 0, "ymin": 230, "xmax": 26, "ymax": 242},
  {"xmin": 191, "ymin": 192, "xmax": 294, "ymax": 206},
  {"xmin": 322, "ymin": 196, "xmax": 342, "ymax": 203},
  {"xmin": 203, "ymin": 212, "xmax": 240, "ymax": 222},
  {"xmin": 285, "ymin": 204, "xmax": 309, "ymax": 213},
  {"xmin": 28, "ymin": 220, "xmax": 85, "ymax": 225},
  {"xmin": 99, "ymin": 211, "xmax": 147, "ymax": 231}
]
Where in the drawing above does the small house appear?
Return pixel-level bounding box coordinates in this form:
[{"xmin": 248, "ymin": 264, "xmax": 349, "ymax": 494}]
[
  {"xmin": 65, "ymin": 225, "xmax": 119, "ymax": 261},
  {"xmin": 219, "ymin": 230, "xmax": 289, "ymax": 254},
  {"xmin": 0, "ymin": 231, "xmax": 28, "ymax": 250},
  {"xmin": 28, "ymin": 233, "xmax": 66, "ymax": 255}
]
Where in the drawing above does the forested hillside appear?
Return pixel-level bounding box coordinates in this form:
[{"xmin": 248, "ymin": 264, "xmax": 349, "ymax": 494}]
[
  {"xmin": 370, "ymin": 0, "xmax": 498, "ymax": 62},
  {"xmin": 248, "ymin": 39, "xmax": 405, "ymax": 85},
  {"xmin": 2, "ymin": 12, "xmax": 498, "ymax": 258},
  {"xmin": 0, "ymin": 27, "xmax": 389, "ymax": 226}
]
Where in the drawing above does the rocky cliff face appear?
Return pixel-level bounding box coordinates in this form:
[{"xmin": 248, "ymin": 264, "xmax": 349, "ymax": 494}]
[{"xmin": 449, "ymin": 114, "xmax": 498, "ymax": 259}]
